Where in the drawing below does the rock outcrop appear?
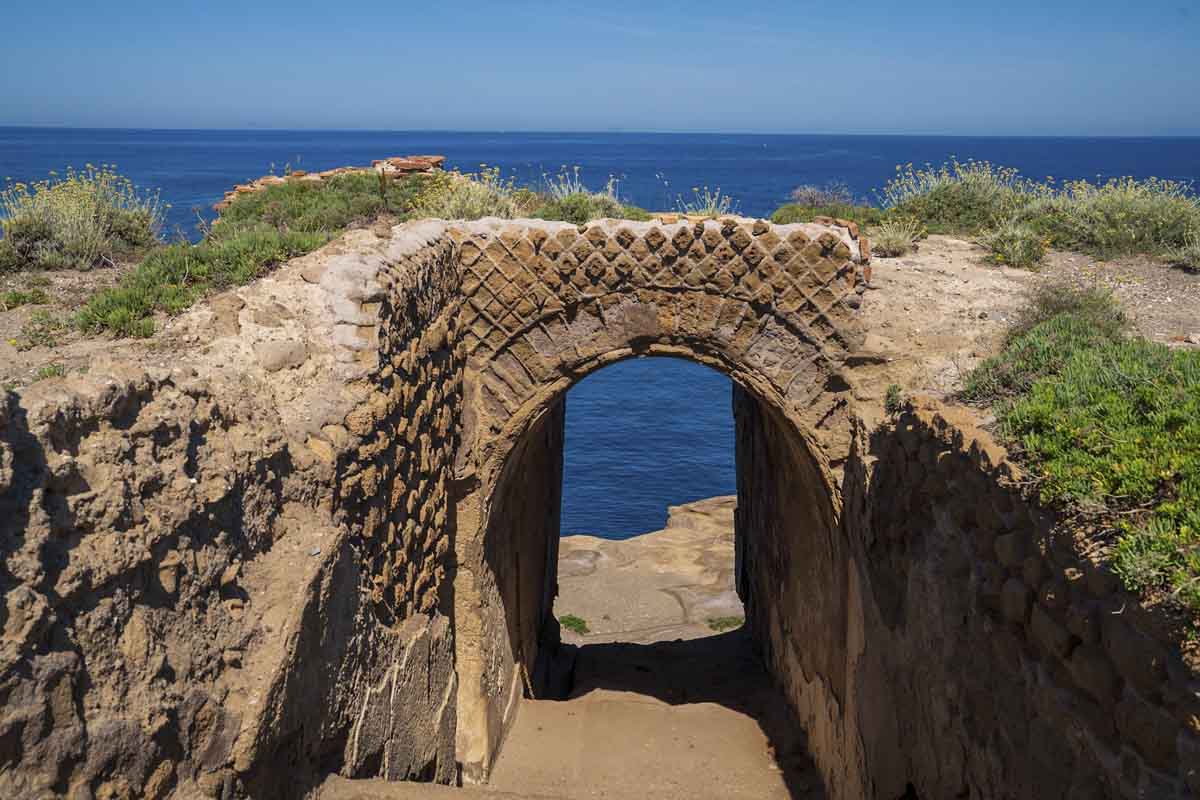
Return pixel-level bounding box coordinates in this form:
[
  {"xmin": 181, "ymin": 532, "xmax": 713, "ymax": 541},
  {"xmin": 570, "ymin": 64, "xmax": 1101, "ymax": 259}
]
[{"xmin": 1, "ymin": 214, "xmax": 1195, "ymax": 799}]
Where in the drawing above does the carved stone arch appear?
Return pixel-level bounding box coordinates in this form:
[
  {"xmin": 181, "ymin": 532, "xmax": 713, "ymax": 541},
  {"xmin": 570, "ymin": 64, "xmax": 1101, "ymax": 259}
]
[{"xmin": 446, "ymin": 217, "xmax": 869, "ymax": 781}]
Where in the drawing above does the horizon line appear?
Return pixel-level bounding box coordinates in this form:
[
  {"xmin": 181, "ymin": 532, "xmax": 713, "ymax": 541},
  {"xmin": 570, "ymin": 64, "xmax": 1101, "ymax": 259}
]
[{"xmin": 2, "ymin": 124, "xmax": 1199, "ymax": 140}]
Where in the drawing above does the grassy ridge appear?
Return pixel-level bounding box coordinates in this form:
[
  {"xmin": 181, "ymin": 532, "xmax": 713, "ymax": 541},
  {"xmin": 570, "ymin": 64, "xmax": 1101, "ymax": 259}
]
[
  {"xmin": 77, "ymin": 171, "xmax": 428, "ymax": 337},
  {"xmin": 963, "ymin": 287, "xmax": 1200, "ymax": 616}
]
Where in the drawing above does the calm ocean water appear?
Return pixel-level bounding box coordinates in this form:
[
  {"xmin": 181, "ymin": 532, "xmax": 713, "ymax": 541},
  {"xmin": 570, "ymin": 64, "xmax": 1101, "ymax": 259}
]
[{"xmin": 3, "ymin": 128, "xmax": 1198, "ymax": 537}]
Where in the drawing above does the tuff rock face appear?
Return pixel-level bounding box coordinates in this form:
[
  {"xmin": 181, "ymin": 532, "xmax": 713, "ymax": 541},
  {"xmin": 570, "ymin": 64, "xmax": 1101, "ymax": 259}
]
[{"xmin": 1, "ymin": 217, "xmax": 1195, "ymax": 799}]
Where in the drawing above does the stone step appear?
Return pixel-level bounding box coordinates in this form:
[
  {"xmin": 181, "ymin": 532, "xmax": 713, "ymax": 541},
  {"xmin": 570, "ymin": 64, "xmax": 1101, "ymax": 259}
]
[{"xmin": 317, "ymin": 776, "xmax": 565, "ymax": 800}]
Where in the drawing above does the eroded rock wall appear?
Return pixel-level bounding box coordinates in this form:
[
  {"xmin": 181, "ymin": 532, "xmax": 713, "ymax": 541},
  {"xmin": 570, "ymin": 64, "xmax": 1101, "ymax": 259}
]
[
  {"xmin": 3, "ymin": 215, "xmax": 1196, "ymax": 800},
  {"xmin": 841, "ymin": 401, "xmax": 1199, "ymax": 799},
  {"xmin": 0, "ymin": 222, "xmax": 467, "ymax": 798}
]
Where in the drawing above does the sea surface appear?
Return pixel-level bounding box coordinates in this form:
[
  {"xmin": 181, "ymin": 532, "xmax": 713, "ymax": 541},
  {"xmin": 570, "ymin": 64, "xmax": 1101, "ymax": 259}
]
[{"xmin": 2, "ymin": 128, "xmax": 1198, "ymax": 537}]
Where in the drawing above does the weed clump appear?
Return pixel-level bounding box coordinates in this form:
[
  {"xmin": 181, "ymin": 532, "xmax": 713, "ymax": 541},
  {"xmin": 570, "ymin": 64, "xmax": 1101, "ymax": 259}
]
[
  {"xmin": 412, "ymin": 167, "xmax": 522, "ymax": 220},
  {"xmin": 977, "ymin": 219, "xmax": 1047, "ymax": 269},
  {"xmin": 771, "ymin": 203, "xmax": 885, "ymax": 227},
  {"xmin": 872, "ymin": 216, "xmax": 924, "ymax": 258},
  {"xmin": 789, "ymin": 182, "xmax": 855, "ymax": 207},
  {"xmin": 0, "ymin": 165, "xmax": 165, "ymax": 272},
  {"xmin": 674, "ymin": 185, "xmax": 737, "ymax": 218},
  {"xmin": 706, "ymin": 616, "xmax": 744, "ymax": 632},
  {"xmin": 1, "ymin": 288, "xmax": 50, "ymax": 311},
  {"xmin": 559, "ymin": 614, "xmax": 589, "ymax": 635},
  {"xmin": 532, "ymin": 168, "xmax": 651, "ymax": 224},
  {"xmin": 880, "ymin": 158, "xmax": 1200, "ymax": 262}
]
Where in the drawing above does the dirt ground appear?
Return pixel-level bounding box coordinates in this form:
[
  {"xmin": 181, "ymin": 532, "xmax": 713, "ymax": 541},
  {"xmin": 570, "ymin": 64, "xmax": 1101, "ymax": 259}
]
[
  {"xmin": 846, "ymin": 235, "xmax": 1199, "ymax": 423},
  {"xmin": 482, "ymin": 497, "xmax": 823, "ymax": 800}
]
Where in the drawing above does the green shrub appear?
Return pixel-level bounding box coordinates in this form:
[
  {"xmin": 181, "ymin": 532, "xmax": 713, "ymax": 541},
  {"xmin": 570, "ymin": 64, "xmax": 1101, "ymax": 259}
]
[
  {"xmin": 978, "ymin": 219, "xmax": 1047, "ymax": 269},
  {"xmin": 872, "ymin": 216, "xmax": 923, "ymax": 257},
  {"xmin": 999, "ymin": 338, "xmax": 1200, "ymax": 613},
  {"xmin": 706, "ymin": 616, "xmax": 744, "ymax": 632},
  {"xmin": 1164, "ymin": 229, "xmax": 1200, "ymax": 270},
  {"xmin": 674, "ymin": 185, "xmax": 737, "ymax": 217},
  {"xmin": 961, "ymin": 313, "xmax": 1122, "ymax": 406},
  {"xmin": 1043, "ymin": 177, "xmax": 1199, "ymax": 258},
  {"xmin": 34, "ymin": 363, "xmax": 67, "ymax": 381},
  {"xmin": 1007, "ymin": 283, "xmax": 1128, "ymax": 342},
  {"xmin": 962, "ymin": 292, "xmax": 1200, "ymax": 616},
  {"xmin": 770, "ymin": 203, "xmax": 885, "ymax": 227},
  {"xmin": 77, "ymin": 224, "xmax": 327, "ymax": 337},
  {"xmin": 1, "ymin": 288, "xmax": 50, "ymax": 311},
  {"xmin": 0, "ymin": 165, "xmax": 165, "ymax": 271},
  {"xmin": 217, "ymin": 171, "xmax": 425, "ymax": 233},
  {"xmin": 879, "ymin": 159, "xmax": 1200, "ymax": 261},
  {"xmin": 559, "ymin": 614, "xmax": 589, "ymax": 635},
  {"xmin": 789, "ymin": 182, "xmax": 855, "ymax": 207},
  {"xmin": 74, "ymin": 170, "xmax": 430, "ymax": 337},
  {"xmin": 17, "ymin": 309, "xmax": 68, "ymax": 350},
  {"xmin": 522, "ymin": 167, "xmax": 652, "ymax": 223},
  {"xmin": 533, "ymin": 193, "xmax": 651, "ymax": 224},
  {"xmin": 412, "ymin": 167, "xmax": 520, "ymax": 220},
  {"xmin": 880, "ymin": 159, "xmax": 1035, "ymax": 234},
  {"xmin": 884, "ymin": 384, "xmax": 905, "ymax": 415}
]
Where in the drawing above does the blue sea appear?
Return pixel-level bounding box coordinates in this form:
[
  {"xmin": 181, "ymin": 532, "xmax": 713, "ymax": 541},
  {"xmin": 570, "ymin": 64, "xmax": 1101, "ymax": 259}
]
[{"xmin": 3, "ymin": 128, "xmax": 1198, "ymax": 538}]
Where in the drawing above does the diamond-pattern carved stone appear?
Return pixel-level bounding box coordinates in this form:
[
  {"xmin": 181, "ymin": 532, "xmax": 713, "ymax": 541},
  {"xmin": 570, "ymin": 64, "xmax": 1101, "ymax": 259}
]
[{"xmin": 453, "ymin": 218, "xmax": 863, "ymax": 359}]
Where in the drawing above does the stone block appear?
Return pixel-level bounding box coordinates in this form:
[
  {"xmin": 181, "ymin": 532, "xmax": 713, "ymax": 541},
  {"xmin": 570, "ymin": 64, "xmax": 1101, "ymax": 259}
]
[
  {"xmin": 994, "ymin": 531, "xmax": 1027, "ymax": 567},
  {"xmin": 1068, "ymin": 644, "xmax": 1120, "ymax": 707},
  {"xmin": 1022, "ymin": 555, "xmax": 1046, "ymax": 589},
  {"xmin": 1001, "ymin": 577, "xmax": 1032, "ymax": 624},
  {"xmin": 1104, "ymin": 618, "xmax": 1169, "ymax": 699},
  {"xmin": 1031, "ymin": 604, "xmax": 1074, "ymax": 659},
  {"xmin": 1115, "ymin": 690, "xmax": 1179, "ymax": 772},
  {"xmin": 1065, "ymin": 603, "xmax": 1100, "ymax": 645}
]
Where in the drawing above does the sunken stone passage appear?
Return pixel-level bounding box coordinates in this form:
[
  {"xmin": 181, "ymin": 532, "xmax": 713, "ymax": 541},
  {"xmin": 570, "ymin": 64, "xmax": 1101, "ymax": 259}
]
[{"xmin": 1, "ymin": 216, "xmax": 1197, "ymax": 799}]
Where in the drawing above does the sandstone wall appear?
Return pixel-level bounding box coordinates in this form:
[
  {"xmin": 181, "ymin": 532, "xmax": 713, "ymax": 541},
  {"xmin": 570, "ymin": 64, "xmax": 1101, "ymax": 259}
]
[
  {"xmin": 733, "ymin": 391, "xmax": 1200, "ymax": 799},
  {"xmin": 452, "ymin": 401, "xmax": 564, "ymax": 782},
  {"xmin": 0, "ymin": 222, "xmax": 467, "ymax": 798},
  {"xmin": 732, "ymin": 386, "xmax": 866, "ymax": 794},
  {"xmin": 839, "ymin": 400, "xmax": 1199, "ymax": 799}
]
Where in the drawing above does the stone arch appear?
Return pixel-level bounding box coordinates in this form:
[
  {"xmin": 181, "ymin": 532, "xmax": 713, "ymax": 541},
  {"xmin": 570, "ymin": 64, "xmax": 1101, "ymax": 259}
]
[
  {"xmin": 447, "ymin": 217, "xmax": 871, "ymax": 784},
  {"xmin": 451, "ymin": 217, "xmax": 867, "ymax": 482}
]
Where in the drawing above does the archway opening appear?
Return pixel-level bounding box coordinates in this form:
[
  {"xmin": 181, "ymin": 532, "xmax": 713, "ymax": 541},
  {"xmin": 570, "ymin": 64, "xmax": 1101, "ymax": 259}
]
[{"xmin": 472, "ymin": 354, "xmax": 841, "ymax": 798}]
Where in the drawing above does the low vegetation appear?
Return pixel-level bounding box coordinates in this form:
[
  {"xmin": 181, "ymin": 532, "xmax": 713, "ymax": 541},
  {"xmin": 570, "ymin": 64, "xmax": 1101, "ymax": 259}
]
[
  {"xmin": 1, "ymin": 164, "xmax": 165, "ymax": 272},
  {"xmin": 8, "ymin": 163, "xmax": 663, "ymax": 339},
  {"xmin": 962, "ymin": 285, "xmax": 1200, "ymax": 616},
  {"xmin": 674, "ymin": 185, "xmax": 737, "ymax": 217},
  {"xmin": 772, "ymin": 181, "xmax": 886, "ymax": 227},
  {"xmin": 789, "ymin": 181, "xmax": 855, "ymax": 207},
  {"xmin": 1, "ymin": 287, "xmax": 49, "ymax": 311},
  {"xmin": 706, "ymin": 616, "xmax": 744, "ymax": 632},
  {"xmin": 871, "ymin": 216, "xmax": 924, "ymax": 258},
  {"xmin": 77, "ymin": 225, "xmax": 329, "ymax": 337},
  {"xmin": 559, "ymin": 614, "xmax": 589, "ymax": 635},
  {"xmin": 879, "ymin": 158, "xmax": 1200, "ymax": 268},
  {"xmin": 976, "ymin": 219, "xmax": 1046, "ymax": 269},
  {"xmin": 532, "ymin": 167, "xmax": 651, "ymax": 224},
  {"xmin": 1167, "ymin": 230, "xmax": 1200, "ymax": 271},
  {"xmin": 884, "ymin": 384, "xmax": 905, "ymax": 415},
  {"xmin": 770, "ymin": 202, "xmax": 885, "ymax": 227},
  {"xmin": 15, "ymin": 309, "xmax": 68, "ymax": 351},
  {"xmin": 33, "ymin": 363, "xmax": 67, "ymax": 381}
]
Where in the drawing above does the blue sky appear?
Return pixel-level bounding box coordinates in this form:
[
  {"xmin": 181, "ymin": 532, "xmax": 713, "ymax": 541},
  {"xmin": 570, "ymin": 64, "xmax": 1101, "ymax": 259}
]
[{"xmin": 2, "ymin": 0, "xmax": 1198, "ymax": 135}]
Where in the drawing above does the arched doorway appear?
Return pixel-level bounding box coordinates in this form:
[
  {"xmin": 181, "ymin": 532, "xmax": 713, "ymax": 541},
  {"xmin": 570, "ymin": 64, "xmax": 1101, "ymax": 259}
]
[{"xmin": 447, "ymin": 215, "xmax": 868, "ymax": 786}]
